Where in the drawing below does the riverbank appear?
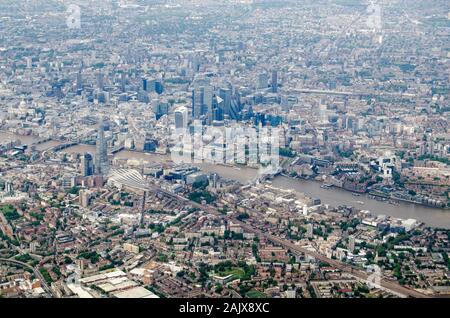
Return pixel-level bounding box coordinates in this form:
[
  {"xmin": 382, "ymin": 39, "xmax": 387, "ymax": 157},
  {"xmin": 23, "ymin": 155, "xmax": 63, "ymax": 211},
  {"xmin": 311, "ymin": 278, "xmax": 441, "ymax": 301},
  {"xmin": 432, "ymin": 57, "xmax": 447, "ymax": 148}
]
[
  {"xmin": 271, "ymin": 176, "xmax": 450, "ymax": 229},
  {"xmin": 368, "ymin": 190, "xmax": 449, "ymax": 210},
  {"xmin": 2, "ymin": 131, "xmax": 449, "ymax": 228}
]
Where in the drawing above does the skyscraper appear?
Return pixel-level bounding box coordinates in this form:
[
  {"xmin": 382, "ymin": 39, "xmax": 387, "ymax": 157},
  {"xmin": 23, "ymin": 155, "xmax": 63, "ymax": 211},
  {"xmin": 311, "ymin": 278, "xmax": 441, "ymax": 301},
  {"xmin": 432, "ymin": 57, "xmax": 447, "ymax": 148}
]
[
  {"xmin": 257, "ymin": 73, "xmax": 268, "ymax": 89},
  {"xmin": 192, "ymin": 87, "xmax": 203, "ymax": 119},
  {"xmin": 229, "ymin": 99, "xmax": 241, "ymax": 120},
  {"xmin": 76, "ymin": 71, "xmax": 83, "ymax": 92},
  {"xmin": 96, "ymin": 72, "xmax": 104, "ymax": 91},
  {"xmin": 142, "ymin": 77, "xmax": 148, "ymax": 91},
  {"xmin": 155, "ymin": 81, "xmax": 164, "ymax": 95},
  {"xmin": 271, "ymin": 70, "xmax": 278, "ymax": 93},
  {"xmin": 203, "ymin": 85, "xmax": 213, "ymax": 124},
  {"xmin": 190, "ymin": 54, "xmax": 201, "ymax": 72},
  {"xmin": 143, "ymin": 77, "xmax": 156, "ymax": 93},
  {"xmin": 153, "ymin": 100, "xmax": 169, "ymax": 120},
  {"xmin": 219, "ymin": 88, "xmax": 231, "ymax": 118},
  {"xmin": 214, "ymin": 95, "xmax": 224, "ymax": 121},
  {"xmin": 95, "ymin": 120, "xmax": 108, "ymax": 175},
  {"xmin": 81, "ymin": 153, "xmax": 94, "ymax": 177},
  {"xmin": 174, "ymin": 106, "xmax": 188, "ymax": 129}
]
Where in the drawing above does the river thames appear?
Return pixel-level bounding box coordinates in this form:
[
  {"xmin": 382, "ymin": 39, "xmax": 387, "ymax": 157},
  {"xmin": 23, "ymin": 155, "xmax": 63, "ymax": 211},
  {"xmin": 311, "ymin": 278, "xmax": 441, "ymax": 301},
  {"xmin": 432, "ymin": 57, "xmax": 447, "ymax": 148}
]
[
  {"xmin": 1, "ymin": 132, "xmax": 448, "ymax": 229},
  {"xmin": 60, "ymin": 144, "xmax": 449, "ymax": 229}
]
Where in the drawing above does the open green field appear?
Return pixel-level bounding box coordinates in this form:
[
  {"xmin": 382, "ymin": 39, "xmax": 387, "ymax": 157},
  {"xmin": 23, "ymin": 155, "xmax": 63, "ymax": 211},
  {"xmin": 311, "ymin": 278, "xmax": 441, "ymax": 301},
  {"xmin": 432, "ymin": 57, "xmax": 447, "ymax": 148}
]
[
  {"xmin": 218, "ymin": 268, "xmax": 246, "ymax": 280},
  {"xmin": 245, "ymin": 290, "xmax": 268, "ymax": 298},
  {"xmin": 0, "ymin": 205, "xmax": 20, "ymax": 221}
]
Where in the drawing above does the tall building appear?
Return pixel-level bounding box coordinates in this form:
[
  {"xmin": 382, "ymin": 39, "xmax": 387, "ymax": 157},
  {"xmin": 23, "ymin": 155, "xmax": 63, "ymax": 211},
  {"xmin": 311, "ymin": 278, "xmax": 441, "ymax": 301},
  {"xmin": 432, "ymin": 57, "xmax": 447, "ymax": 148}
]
[
  {"xmin": 192, "ymin": 87, "xmax": 203, "ymax": 119},
  {"xmin": 95, "ymin": 121, "xmax": 108, "ymax": 175},
  {"xmin": 26, "ymin": 57, "xmax": 32, "ymax": 69},
  {"xmin": 219, "ymin": 88, "xmax": 232, "ymax": 118},
  {"xmin": 142, "ymin": 77, "xmax": 148, "ymax": 91},
  {"xmin": 348, "ymin": 235, "xmax": 355, "ymax": 252},
  {"xmin": 257, "ymin": 73, "xmax": 268, "ymax": 89},
  {"xmin": 271, "ymin": 70, "xmax": 278, "ymax": 93},
  {"xmin": 281, "ymin": 95, "xmax": 290, "ymax": 112},
  {"xmin": 229, "ymin": 99, "xmax": 241, "ymax": 120},
  {"xmin": 96, "ymin": 72, "xmax": 104, "ymax": 91},
  {"xmin": 155, "ymin": 81, "xmax": 164, "ymax": 95},
  {"xmin": 174, "ymin": 106, "xmax": 188, "ymax": 129},
  {"xmin": 203, "ymin": 85, "xmax": 213, "ymax": 124},
  {"xmin": 153, "ymin": 100, "xmax": 169, "ymax": 120},
  {"xmin": 143, "ymin": 77, "xmax": 156, "ymax": 93},
  {"xmin": 229, "ymin": 89, "xmax": 242, "ymax": 120},
  {"xmin": 190, "ymin": 54, "xmax": 201, "ymax": 72},
  {"xmin": 76, "ymin": 71, "xmax": 83, "ymax": 92},
  {"xmin": 79, "ymin": 190, "xmax": 91, "ymax": 207},
  {"xmin": 214, "ymin": 95, "xmax": 224, "ymax": 121},
  {"xmin": 81, "ymin": 153, "xmax": 94, "ymax": 177}
]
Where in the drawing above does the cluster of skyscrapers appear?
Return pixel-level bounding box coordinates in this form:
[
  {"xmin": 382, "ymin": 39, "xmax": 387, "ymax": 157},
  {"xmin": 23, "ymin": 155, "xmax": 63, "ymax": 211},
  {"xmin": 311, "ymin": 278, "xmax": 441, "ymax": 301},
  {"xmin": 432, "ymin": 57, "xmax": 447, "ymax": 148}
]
[{"xmin": 190, "ymin": 70, "xmax": 277, "ymax": 125}]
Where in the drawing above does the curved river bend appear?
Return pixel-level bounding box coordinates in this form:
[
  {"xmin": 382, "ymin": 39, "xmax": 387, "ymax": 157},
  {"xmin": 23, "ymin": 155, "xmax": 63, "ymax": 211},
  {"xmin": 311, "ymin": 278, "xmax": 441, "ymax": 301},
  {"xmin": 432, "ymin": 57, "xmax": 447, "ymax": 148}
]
[{"xmin": 1, "ymin": 133, "xmax": 448, "ymax": 229}]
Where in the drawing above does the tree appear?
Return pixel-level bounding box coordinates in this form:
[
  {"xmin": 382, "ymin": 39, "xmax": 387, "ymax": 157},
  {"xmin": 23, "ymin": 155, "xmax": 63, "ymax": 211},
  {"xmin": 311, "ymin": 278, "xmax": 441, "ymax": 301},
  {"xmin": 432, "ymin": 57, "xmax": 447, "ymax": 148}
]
[
  {"xmin": 176, "ymin": 271, "xmax": 185, "ymax": 278},
  {"xmin": 237, "ymin": 212, "xmax": 250, "ymax": 221},
  {"xmin": 215, "ymin": 284, "xmax": 223, "ymax": 294},
  {"xmin": 393, "ymin": 264, "xmax": 402, "ymax": 280}
]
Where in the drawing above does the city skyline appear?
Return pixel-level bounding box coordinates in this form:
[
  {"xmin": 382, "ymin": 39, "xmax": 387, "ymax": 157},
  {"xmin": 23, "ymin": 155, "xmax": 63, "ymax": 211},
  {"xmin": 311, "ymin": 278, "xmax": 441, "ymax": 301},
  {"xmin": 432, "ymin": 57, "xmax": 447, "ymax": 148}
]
[{"xmin": 0, "ymin": 0, "xmax": 449, "ymax": 301}]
